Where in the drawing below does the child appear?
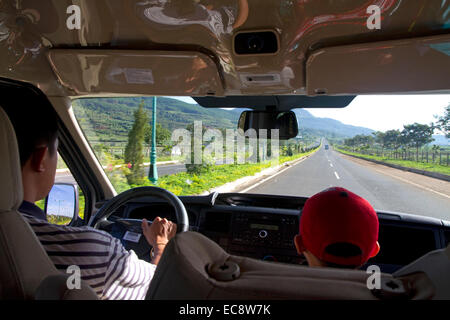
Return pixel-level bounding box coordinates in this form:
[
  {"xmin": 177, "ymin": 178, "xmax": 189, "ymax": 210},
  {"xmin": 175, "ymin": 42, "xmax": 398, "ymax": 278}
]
[{"xmin": 294, "ymin": 187, "xmax": 380, "ymax": 269}]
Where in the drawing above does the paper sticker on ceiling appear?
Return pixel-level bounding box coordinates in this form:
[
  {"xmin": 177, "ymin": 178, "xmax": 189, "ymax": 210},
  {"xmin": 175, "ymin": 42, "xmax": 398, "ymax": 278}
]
[{"xmin": 123, "ymin": 68, "xmax": 154, "ymax": 84}]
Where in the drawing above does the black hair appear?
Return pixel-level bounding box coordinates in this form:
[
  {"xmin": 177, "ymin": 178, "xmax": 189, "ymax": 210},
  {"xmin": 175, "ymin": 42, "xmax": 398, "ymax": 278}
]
[
  {"xmin": 322, "ymin": 261, "xmax": 359, "ymax": 269},
  {"xmin": 322, "ymin": 242, "xmax": 363, "ymax": 269},
  {"xmin": 2, "ymin": 90, "xmax": 59, "ymax": 166}
]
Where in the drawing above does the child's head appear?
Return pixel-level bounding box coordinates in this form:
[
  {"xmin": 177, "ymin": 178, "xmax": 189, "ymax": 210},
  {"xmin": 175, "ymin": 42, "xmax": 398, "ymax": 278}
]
[{"xmin": 294, "ymin": 187, "xmax": 380, "ymax": 269}]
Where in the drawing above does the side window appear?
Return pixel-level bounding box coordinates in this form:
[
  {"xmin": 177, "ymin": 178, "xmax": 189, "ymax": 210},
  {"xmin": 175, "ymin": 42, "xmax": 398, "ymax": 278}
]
[{"xmin": 35, "ymin": 153, "xmax": 85, "ymax": 225}]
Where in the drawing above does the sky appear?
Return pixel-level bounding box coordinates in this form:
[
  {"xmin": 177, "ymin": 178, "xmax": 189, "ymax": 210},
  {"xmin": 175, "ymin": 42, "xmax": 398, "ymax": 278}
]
[{"xmin": 169, "ymin": 95, "xmax": 449, "ymax": 133}]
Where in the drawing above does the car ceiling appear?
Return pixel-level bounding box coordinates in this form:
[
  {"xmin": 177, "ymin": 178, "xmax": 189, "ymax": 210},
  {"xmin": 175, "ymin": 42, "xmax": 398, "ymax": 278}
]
[{"xmin": 0, "ymin": 0, "xmax": 449, "ymax": 102}]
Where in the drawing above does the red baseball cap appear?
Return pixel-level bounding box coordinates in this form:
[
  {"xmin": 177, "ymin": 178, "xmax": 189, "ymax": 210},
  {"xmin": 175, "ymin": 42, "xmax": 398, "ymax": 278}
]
[{"xmin": 298, "ymin": 187, "xmax": 379, "ymax": 267}]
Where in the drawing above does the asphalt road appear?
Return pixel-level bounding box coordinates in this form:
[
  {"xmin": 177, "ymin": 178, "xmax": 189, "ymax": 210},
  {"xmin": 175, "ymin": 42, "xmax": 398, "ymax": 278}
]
[
  {"xmin": 154, "ymin": 163, "xmax": 186, "ymax": 176},
  {"xmin": 245, "ymin": 145, "xmax": 450, "ymax": 220},
  {"xmin": 55, "ymin": 145, "xmax": 450, "ymax": 220}
]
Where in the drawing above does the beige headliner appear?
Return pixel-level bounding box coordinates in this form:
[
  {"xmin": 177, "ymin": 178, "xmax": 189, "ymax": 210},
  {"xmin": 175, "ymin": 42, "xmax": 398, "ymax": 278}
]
[{"xmin": 0, "ymin": 0, "xmax": 449, "ymax": 98}]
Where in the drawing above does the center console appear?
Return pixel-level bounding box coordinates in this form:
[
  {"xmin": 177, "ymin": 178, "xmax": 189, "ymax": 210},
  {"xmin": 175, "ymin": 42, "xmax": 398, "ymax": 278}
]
[{"xmin": 199, "ymin": 209, "xmax": 301, "ymax": 264}]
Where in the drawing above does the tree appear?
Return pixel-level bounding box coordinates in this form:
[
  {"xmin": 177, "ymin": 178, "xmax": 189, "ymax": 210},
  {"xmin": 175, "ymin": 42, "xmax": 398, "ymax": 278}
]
[
  {"xmin": 344, "ymin": 137, "xmax": 356, "ymax": 148},
  {"xmin": 435, "ymin": 104, "xmax": 449, "ymax": 138},
  {"xmin": 384, "ymin": 129, "xmax": 402, "ymax": 151},
  {"xmin": 401, "ymin": 123, "xmax": 434, "ymax": 161},
  {"xmin": 432, "ymin": 144, "xmax": 440, "ymax": 154},
  {"xmin": 124, "ymin": 101, "xmax": 149, "ymax": 185},
  {"xmin": 285, "ymin": 144, "xmax": 294, "ymax": 156},
  {"xmin": 363, "ymin": 135, "xmax": 374, "ymax": 149},
  {"xmin": 185, "ymin": 123, "xmax": 214, "ymax": 174},
  {"xmin": 144, "ymin": 123, "xmax": 171, "ymax": 147},
  {"xmin": 372, "ymin": 131, "xmax": 387, "ymax": 155},
  {"xmin": 354, "ymin": 134, "xmax": 374, "ymax": 150}
]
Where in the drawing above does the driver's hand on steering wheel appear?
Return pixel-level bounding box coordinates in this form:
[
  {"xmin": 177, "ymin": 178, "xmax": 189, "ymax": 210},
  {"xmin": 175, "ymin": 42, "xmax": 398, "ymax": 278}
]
[{"xmin": 141, "ymin": 217, "xmax": 177, "ymax": 264}]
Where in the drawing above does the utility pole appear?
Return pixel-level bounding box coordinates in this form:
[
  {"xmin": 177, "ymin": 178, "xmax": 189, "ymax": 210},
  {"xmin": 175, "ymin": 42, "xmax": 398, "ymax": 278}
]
[{"xmin": 148, "ymin": 96, "xmax": 158, "ymax": 183}]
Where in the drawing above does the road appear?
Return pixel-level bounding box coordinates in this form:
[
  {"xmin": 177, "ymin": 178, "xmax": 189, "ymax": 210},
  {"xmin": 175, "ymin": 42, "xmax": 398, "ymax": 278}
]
[
  {"xmin": 245, "ymin": 145, "xmax": 450, "ymax": 220},
  {"xmin": 56, "ymin": 145, "xmax": 450, "ymax": 220}
]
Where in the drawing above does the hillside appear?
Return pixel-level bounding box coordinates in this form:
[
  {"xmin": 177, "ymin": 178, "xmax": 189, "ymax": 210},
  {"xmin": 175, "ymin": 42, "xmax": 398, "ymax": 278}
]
[
  {"xmin": 294, "ymin": 109, "xmax": 374, "ymax": 138},
  {"xmin": 73, "ymin": 97, "xmax": 240, "ymax": 142},
  {"xmin": 72, "ymin": 97, "xmax": 374, "ymax": 143}
]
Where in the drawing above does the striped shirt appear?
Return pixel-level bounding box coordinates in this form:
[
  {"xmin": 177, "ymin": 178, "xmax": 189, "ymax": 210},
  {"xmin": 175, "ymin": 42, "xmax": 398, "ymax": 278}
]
[{"xmin": 20, "ymin": 209, "xmax": 156, "ymax": 300}]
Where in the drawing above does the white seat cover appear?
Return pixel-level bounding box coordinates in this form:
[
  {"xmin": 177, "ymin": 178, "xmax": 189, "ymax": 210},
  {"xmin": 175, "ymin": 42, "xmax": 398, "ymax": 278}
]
[{"xmin": 147, "ymin": 231, "xmax": 435, "ymax": 300}]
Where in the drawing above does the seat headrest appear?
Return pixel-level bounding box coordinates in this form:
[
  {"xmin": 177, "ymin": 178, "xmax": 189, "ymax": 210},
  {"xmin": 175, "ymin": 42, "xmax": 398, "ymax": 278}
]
[{"xmin": 0, "ymin": 107, "xmax": 23, "ymax": 212}]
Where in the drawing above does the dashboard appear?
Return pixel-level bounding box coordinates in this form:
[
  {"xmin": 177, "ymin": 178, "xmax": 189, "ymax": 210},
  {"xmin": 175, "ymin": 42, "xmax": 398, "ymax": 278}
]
[{"xmin": 102, "ymin": 193, "xmax": 450, "ymax": 274}]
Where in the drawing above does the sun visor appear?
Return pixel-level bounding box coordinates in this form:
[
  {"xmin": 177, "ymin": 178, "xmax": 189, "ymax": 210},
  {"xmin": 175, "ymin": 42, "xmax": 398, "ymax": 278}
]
[
  {"xmin": 306, "ymin": 34, "xmax": 450, "ymax": 95},
  {"xmin": 47, "ymin": 49, "xmax": 224, "ymax": 96}
]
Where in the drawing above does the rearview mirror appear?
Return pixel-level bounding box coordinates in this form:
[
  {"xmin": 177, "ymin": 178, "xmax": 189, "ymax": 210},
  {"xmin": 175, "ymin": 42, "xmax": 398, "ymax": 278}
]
[
  {"xmin": 45, "ymin": 183, "xmax": 79, "ymax": 225},
  {"xmin": 238, "ymin": 111, "xmax": 298, "ymax": 140}
]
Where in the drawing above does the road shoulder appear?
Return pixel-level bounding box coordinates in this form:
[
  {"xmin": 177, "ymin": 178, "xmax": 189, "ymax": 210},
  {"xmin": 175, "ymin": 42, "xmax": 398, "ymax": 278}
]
[{"xmin": 339, "ymin": 153, "xmax": 450, "ymax": 199}]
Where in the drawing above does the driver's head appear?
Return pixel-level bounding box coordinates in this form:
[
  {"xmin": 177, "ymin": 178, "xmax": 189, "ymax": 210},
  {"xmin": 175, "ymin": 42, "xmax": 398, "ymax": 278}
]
[
  {"xmin": 4, "ymin": 102, "xmax": 59, "ymax": 202},
  {"xmin": 294, "ymin": 187, "xmax": 380, "ymax": 269}
]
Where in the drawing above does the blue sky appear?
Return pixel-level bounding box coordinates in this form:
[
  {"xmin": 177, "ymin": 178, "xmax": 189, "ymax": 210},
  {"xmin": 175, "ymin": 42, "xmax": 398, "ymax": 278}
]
[{"xmin": 169, "ymin": 95, "xmax": 449, "ymax": 133}]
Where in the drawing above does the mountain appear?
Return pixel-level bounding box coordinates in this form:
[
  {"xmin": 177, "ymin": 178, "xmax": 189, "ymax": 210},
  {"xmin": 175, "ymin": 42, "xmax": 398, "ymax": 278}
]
[
  {"xmin": 293, "ymin": 109, "xmax": 374, "ymax": 138},
  {"xmin": 72, "ymin": 97, "xmax": 375, "ymax": 143},
  {"xmin": 430, "ymin": 135, "xmax": 449, "ymax": 146}
]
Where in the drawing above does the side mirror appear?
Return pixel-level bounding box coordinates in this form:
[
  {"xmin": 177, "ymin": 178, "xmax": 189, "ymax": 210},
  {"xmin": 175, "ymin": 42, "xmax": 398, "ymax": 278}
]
[
  {"xmin": 238, "ymin": 110, "xmax": 298, "ymax": 140},
  {"xmin": 45, "ymin": 183, "xmax": 79, "ymax": 225}
]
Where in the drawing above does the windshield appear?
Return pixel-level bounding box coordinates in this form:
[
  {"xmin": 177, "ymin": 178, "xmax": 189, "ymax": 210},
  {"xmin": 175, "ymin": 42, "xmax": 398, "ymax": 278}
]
[{"xmin": 71, "ymin": 95, "xmax": 450, "ymax": 220}]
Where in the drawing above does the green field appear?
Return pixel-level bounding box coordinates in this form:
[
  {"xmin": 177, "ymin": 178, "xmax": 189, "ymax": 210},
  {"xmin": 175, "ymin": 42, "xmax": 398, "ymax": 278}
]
[{"xmin": 336, "ymin": 148, "xmax": 450, "ymax": 176}]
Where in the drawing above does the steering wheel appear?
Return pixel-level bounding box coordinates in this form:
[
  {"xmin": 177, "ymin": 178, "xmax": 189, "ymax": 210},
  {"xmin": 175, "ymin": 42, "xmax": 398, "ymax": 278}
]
[{"xmin": 88, "ymin": 186, "xmax": 189, "ymax": 233}]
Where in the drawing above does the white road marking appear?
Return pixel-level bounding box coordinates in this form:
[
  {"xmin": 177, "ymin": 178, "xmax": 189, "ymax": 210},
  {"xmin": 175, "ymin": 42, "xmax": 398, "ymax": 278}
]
[
  {"xmin": 330, "ymin": 163, "xmax": 333, "ymax": 167},
  {"xmin": 334, "ymin": 171, "xmax": 340, "ymax": 180}
]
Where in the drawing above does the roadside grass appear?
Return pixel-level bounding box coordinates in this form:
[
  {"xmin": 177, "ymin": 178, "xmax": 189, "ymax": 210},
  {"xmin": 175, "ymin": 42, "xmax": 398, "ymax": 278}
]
[
  {"xmin": 336, "ymin": 148, "xmax": 450, "ymax": 176},
  {"xmin": 152, "ymin": 155, "xmax": 182, "ymax": 162},
  {"xmin": 35, "ymin": 199, "xmax": 45, "ymax": 211},
  {"xmin": 135, "ymin": 147, "xmax": 320, "ymax": 196}
]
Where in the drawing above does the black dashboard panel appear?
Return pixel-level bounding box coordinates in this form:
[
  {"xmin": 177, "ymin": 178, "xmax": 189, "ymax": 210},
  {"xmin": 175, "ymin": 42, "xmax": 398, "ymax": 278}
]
[
  {"xmin": 202, "ymin": 210, "xmax": 232, "ymax": 233},
  {"xmin": 364, "ymin": 223, "xmax": 441, "ymax": 273},
  {"xmin": 373, "ymin": 224, "xmax": 439, "ymax": 266},
  {"xmin": 199, "ymin": 207, "xmax": 301, "ymax": 264},
  {"xmin": 110, "ymin": 193, "xmax": 450, "ymax": 273}
]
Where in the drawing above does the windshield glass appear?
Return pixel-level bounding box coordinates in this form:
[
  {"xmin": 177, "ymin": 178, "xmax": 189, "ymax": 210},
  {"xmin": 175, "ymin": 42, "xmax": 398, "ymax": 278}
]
[{"xmin": 71, "ymin": 95, "xmax": 450, "ymax": 220}]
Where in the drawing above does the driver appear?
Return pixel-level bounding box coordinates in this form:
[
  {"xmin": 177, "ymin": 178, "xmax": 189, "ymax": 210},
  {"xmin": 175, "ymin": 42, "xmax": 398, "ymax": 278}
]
[
  {"xmin": 5, "ymin": 104, "xmax": 176, "ymax": 300},
  {"xmin": 294, "ymin": 187, "xmax": 380, "ymax": 269}
]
